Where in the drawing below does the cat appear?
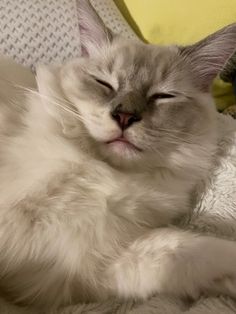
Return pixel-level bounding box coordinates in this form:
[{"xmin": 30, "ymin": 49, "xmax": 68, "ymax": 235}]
[{"xmin": 0, "ymin": 0, "xmax": 236, "ymax": 310}]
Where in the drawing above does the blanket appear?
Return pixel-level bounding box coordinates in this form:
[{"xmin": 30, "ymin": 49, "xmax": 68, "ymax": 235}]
[{"xmin": 1, "ymin": 113, "xmax": 236, "ymax": 314}]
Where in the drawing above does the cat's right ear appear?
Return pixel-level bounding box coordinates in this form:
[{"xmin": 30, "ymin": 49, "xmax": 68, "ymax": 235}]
[
  {"xmin": 78, "ymin": 0, "xmax": 113, "ymax": 57},
  {"xmin": 180, "ymin": 23, "xmax": 236, "ymax": 91}
]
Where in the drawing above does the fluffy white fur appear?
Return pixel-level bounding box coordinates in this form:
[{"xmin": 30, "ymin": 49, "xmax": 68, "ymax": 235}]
[{"xmin": 0, "ymin": 3, "xmax": 236, "ymax": 311}]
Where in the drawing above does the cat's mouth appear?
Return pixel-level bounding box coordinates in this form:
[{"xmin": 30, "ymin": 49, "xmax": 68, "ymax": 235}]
[{"xmin": 106, "ymin": 136, "xmax": 142, "ymax": 152}]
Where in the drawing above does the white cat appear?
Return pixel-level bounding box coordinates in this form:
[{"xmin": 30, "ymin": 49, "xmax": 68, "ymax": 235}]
[{"xmin": 0, "ymin": 1, "xmax": 236, "ymax": 310}]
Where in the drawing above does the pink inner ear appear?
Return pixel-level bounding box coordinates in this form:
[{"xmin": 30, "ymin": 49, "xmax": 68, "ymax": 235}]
[
  {"xmin": 180, "ymin": 23, "xmax": 236, "ymax": 90},
  {"xmin": 77, "ymin": 0, "xmax": 112, "ymax": 57}
]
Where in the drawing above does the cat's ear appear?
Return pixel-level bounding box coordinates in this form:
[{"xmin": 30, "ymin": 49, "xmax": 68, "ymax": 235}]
[
  {"xmin": 78, "ymin": 0, "xmax": 113, "ymax": 56},
  {"xmin": 36, "ymin": 65, "xmax": 80, "ymax": 137},
  {"xmin": 180, "ymin": 23, "xmax": 236, "ymax": 90}
]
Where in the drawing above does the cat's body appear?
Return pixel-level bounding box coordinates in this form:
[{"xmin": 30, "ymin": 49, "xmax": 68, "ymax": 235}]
[
  {"xmin": 0, "ymin": 80, "xmax": 203, "ymax": 306},
  {"xmin": 1, "ymin": 1, "xmax": 236, "ymax": 310}
]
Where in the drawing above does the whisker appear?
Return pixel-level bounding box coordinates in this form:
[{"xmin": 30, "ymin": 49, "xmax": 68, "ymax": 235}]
[
  {"xmin": 10, "ymin": 83, "xmax": 90, "ymax": 124},
  {"xmin": 138, "ymin": 124, "xmax": 212, "ymax": 147},
  {"xmin": 0, "ymin": 77, "xmax": 89, "ymax": 123},
  {"xmin": 138, "ymin": 128, "xmax": 211, "ymax": 153},
  {"xmin": 138, "ymin": 124, "xmax": 204, "ymax": 138},
  {"xmin": 0, "ymin": 76, "xmax": 76, "ymax": 109}
]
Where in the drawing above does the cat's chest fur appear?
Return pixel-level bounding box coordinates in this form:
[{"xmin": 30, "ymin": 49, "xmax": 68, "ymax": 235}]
[
  {"xmin": 0, "ymin": 112, "xmax": 192, "ymax": 305},
  {"xmin": 0, "ymin": 127, "xmax": 191, "ymax": 247},
  {"xmin": 0, "ymin": 122, "xmax": 191, "ymax": 230},
  {"xmin": 7, "ymin": 135, "xmax": 190, "ymax": 230}
]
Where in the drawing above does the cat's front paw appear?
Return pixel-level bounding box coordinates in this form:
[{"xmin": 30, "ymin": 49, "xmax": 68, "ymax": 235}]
[
  {"xmin": 106, "ymin": 230, "xmax": 236, "ymax": 301},
  {"xmin": 107, "ymin": 251, "xmax": 158, "ymax": 299},
  {"xmin": 108, "ymin": 251, "xmax": 236, "ymax": 301}
]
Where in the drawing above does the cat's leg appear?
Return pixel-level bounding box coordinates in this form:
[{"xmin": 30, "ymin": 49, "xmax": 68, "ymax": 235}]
[{"xmin": 106, "ymin": 228, "xmax": 236, "ymax": 300}]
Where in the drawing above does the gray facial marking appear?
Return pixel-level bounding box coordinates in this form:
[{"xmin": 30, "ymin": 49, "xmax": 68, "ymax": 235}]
[{"xmin": 60, "ymin": 22, "xmax": 236, "ymax": 167}]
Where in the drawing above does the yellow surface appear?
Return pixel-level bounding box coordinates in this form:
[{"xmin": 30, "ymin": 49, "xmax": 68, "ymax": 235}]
[
  {"xmin": 212, "ymin": 78, "xmax": 236, "ymax": 111},
  {"xmin": 114, "ymin": 0, "xmax": 236, "ymax": 110},
  {"xmin": 114, "ymin": 0, "xmax": 236, "ymax": 45}
]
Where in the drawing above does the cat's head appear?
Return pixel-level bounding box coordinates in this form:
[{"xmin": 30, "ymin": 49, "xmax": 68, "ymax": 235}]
[{"xmin": 36, "ymin": 1, "xmax": 236, "ymax": 172}]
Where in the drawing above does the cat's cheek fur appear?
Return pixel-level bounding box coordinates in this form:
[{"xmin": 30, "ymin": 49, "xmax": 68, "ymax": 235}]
[
  {"xmin": 80, "ymin": 108, "xmax": 120, "ymax": 143},
  {"xmin": 60, "ymin": 92, "xmax": 121, "ymax": 144}
]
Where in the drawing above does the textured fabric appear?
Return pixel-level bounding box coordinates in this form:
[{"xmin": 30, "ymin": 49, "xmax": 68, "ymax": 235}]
[
  {"xmin": 0, "ymin": 0, "xmax": 82, "ymax": 68},
  {"xmin": 89, "ymin": 0, "xmax": 136, "ymax": 38},
  {"xmin": 1, "ymin": 113, "xmax": 236, "ymax": 314},
  {"xmin": 0, "ymin": 0, "xmax": 135, "ymax": 69}
]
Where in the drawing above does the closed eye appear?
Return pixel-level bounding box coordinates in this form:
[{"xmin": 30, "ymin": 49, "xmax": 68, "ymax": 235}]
[
  {"xmin": 149, "ymin": 93, "xmax": 175, "ymax": 102},
  {"xmin": 94, "ymin": 78, "xmax": 114, "ymax": 91}
]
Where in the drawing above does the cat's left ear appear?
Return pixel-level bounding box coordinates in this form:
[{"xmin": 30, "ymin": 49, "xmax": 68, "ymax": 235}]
[
  {"xmin": 180, "ymin": 23, "xmax": 236, "ymax": 91},
  {"xmin": 78, "ymin": 0, "xmax": 113, "ymax": 57}
]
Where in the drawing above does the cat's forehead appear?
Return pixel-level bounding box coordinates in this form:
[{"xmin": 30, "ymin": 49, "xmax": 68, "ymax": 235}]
[
  {"xmin": 111, "ymin": 41, "xmax": 178, "ymax": 68},
  {"xmin": 101, "ymin": 41, "xmax": 182, "ymax": 88}
]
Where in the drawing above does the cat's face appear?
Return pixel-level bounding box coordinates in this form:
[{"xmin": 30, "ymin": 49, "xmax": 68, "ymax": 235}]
[
  {"xmin": 59, "ymin": 39, "xmax": 216, "ymax": 167},
  {"xmin": 37, "ymin": 1, "xmax": 236, "ymax": 170}
]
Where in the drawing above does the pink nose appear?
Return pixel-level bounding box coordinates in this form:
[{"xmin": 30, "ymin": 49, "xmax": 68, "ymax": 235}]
[{"xmin": 111, "ymin": 111, "xmax": 141, "ymax": 130}]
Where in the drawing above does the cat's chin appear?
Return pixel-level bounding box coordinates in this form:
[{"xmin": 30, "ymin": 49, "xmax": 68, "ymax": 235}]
[
  {"xmin": 106, "ymin": 140, "xmax": 141, "ymax": 158},
  {"xmin": 98, "ymin": 140, "xmax": 143, "ymax": 166}
]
